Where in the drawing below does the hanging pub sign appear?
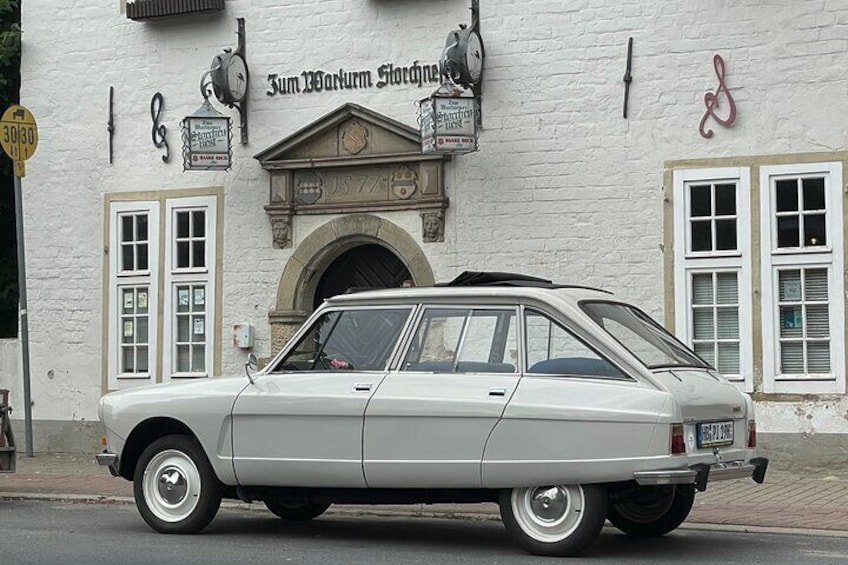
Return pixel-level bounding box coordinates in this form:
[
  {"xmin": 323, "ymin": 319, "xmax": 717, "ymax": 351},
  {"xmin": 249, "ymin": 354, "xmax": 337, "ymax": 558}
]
[
  {"xmin": 181, "ymin": 100, "xmax": 232, "ymax": 171},
  {"xmin": 419, "ymin": 82, "xmax": 478, "ymax": 155}
]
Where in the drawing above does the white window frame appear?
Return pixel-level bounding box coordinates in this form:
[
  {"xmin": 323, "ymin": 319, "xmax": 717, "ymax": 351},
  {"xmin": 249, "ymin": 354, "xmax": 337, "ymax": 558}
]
[
  {"xmin": 162, "ymin": 196, "xmax": 216, "ymax": 381},
  {"xmin": 107, "ymin": 201, "xmax": 160, "ymax": 390},
  {"xmin": 760, "ymin": 162, "xmax": 845, "ymax": 394},
  {"xmin": 673, "ymin": 167, "xmax": 753, "ymax": 392}
]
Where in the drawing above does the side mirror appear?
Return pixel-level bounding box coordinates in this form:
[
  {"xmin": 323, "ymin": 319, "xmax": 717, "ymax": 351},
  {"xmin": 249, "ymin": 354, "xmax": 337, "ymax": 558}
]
[{"xmin": 244, "ymin": 353, "xmax": 259, "ymax": 384}]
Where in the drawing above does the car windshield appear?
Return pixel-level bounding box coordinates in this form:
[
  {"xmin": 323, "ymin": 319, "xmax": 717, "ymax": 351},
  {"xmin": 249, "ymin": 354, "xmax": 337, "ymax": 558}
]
[{"xmin": 580, "ymin": 301, "xmax": 708, "ymax": 369}]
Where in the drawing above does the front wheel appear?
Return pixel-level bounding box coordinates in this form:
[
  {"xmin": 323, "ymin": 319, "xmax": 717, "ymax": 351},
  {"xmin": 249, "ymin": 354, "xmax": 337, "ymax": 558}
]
[
  {"xmin": 133, "ymin": 434, "xmax": 222, "ymax": 534},
  {"xmin": 607, "ymin": 485, "xmax": 695, "ymax": 537},
  {"xmin": 264, "ymin": 500, "xmax": 331, "ymax": 521},
  {"xmin": 499, "ymin": 484, "xmax": 607, "ymax": 557}
]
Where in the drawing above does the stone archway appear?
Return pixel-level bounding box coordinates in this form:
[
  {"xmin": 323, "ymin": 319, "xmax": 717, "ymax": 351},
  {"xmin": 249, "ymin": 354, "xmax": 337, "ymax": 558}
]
[{"xmin": 268, "ymin": 214, "xmax": 434, "ymax": 353}]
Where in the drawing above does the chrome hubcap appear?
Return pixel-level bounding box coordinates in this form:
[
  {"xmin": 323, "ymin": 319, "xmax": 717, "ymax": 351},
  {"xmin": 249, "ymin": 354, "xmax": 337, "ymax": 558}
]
[
  {"xmin": 512, "ymin": 485, "xmax": 586, "ymax": 543},
  {"xmin": 142, "ymin": 449, "xmax": 201, "ymax": 523},
  {"xmin": 157, "ymin": 466, "xmax": 189, "ymax": 505}
]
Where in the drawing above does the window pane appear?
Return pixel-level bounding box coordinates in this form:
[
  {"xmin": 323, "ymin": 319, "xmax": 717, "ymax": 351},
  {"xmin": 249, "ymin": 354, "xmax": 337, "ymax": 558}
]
[
  {"xmin": 122, "ymin": 347, "xmax": 135, "ymax": 373},
  {"xmin": 692, "ymin": 309, "xmax": 714, "ymax": 339},
  {"xmin": 121, "ymin": 216, "xmax": 134, "ymax": 242},
  {"xmin": 805, "ymin": 269, "xmax": 828, "ymax": 301},
  {"xmin": 121, "ymin": 244, "xmax": 134, "ymax": 272},
  {"xmin": 807, "ymin": 342, "xmax": 831, "ymax": 372},
  {"xmin": 777, "ymin": 216, "xmax": 800, "ymax": 248},
  {"xmin": 715, "ymin": 273, "xmax": 738, "ymax": 304},
  {"xmin": 177, "ymin": 316, "xmax": 190, "ymax": 341},
  {"xmin": 806, "ymin": 305, "xmax": 829, "ymax": 338},
  {"xmin": 177, "ymin": 211, "xmax": 190, "ymax": 238},
  {"xmin": 694, "ymin": 343, "xmax": 715, "ymax": 366},
  {"xmin": 779, "ymin": 270, "xmax": 802, "ymax": 302},
  {"xmin": 192, "ymin": 211, "xmax": 205, "ymax": 237},
  {"xmin": 802, "ymin": 178, "xmax": 825, "ymax": 210},
  {"xmin": 192, "ymin": 241, "xmax": 206, "ymax": 268},
  {"xmin": 804, "ymin": 214, "xmax": 826, "ymax": 247},
  {"xmin": 717, "ymin": 343, "xmax": 740, "ymax": 374},
  {"xmin": 780, "ymin": 306, "xmax": 803, "ymax": 338},
  {"xmin": 525, "ymin": 311, "xmax": 622, "ymax": 377},
  {"xmin": 715, "ymin": 219, "xmax": 737, "ymax": 251},
  {"xmin": 780, "ymin": 342, "xmax": 804, "ymax": 373},
  {"xmin": 715, "ymin": 184, "xmax": 736, "ymax": 215},
  {"xmin": 137, "ymin": 317, "xmax": 149, "ymax": 342},
  {"xmin": 192, "ymin": 345, "xmax": 205, "ymax": 372},
  {"xmin": 177, "ymin": 345, "xmax": 190, "ymax": 372},
  {"xmin": 692, "ymin": 274, "xmax": 713, "ymax": 305},
  {"xmin": 192, "ymin": 315, "xmax": 206, "ymax": 340},
  {"xmin": 137, "ymin": 290, "xmax": 149, "ymax": 314},
  {"xmin": 716, "ymin": 308, "xmax": 739, "ymax": 339},
  {"xmin": 691, "ymin": 221, "xmax": 712, "ymax": 252},
  {"xmin": 690, "ymin": 185, "xmax": 711, "ymax": 217},
  {"xmin": 776, "ymin": 179, "xmax": 798, "ymax": 212},
  {"xmin": 455, "ymin": 311, "xmax": 518, "ymax": 372},
  {"xmin": 137, "ymin": 347, "xmax": 149, "ymax": 372},
  {"xmin": 121, "ymin": 320, "xmax": 134, "ymax": 343},
  {"xmin": 176, "ymin": 287, "xmax": 191, "ymax": 313},
  {"xmin": 137, "ymin": 244, "xmax": 148, "ymax": 271},
  {"xmin": 136, "ymin": 215, "xmax": 148, "ymax": 241},
  {"xmin": 177, "ymin": 242, "xmax": 190, "ymax": 269},
  {"xmin": 122, "ymin": 288, "xmax": 134, "ymax": 314}
]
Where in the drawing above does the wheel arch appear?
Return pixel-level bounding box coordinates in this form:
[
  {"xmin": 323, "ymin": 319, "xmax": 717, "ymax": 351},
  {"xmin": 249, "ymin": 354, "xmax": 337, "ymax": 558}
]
[{"xmin": 119, "ymin": 417, "xmax": 198, "ymax": 480}]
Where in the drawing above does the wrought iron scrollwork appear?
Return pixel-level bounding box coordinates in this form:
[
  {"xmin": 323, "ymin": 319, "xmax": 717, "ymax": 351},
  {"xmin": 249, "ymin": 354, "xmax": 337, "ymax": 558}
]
[{"xmin": 150, "ymin": 92, "xmax": 170, "ymax": 163}]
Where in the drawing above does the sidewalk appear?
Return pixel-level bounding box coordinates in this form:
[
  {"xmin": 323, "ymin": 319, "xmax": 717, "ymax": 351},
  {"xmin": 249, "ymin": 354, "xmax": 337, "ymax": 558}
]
[{"xmin": 2, "ymin": 453, "xmax": 848, "ymax": 535}]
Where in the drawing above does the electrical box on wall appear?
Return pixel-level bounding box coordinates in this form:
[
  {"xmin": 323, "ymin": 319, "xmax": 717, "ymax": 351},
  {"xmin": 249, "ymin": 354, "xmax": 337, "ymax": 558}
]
[{"xmin": 232, "ymin": 324, "xmax": 254, "ymax": 349}]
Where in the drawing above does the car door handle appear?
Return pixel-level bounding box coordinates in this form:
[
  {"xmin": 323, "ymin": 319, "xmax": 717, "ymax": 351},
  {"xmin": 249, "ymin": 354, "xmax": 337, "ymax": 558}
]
[
  {"xmin": 353, "ymin": 383, "xmax": 372, "ymax": 392},
  {"xmin": 488, "ymin": 387, "xmax": 508, "ymax": 397}
]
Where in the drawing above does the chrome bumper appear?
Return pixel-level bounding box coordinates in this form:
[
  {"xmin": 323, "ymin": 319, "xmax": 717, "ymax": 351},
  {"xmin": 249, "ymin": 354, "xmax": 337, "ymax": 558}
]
[
  {"xmin": 96, "ymin": 451, "xmax": 120, "ymax": 477},
  {"xmin": 633, "ymin": 457, "xmax": 768, "ymax": 492}
]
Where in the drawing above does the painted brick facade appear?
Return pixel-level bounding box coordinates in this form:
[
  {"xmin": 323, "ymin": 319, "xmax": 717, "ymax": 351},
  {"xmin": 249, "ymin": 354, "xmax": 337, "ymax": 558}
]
[{"xmin": 3, "ymin": 0, "xmax": 848, "ymax": 450}]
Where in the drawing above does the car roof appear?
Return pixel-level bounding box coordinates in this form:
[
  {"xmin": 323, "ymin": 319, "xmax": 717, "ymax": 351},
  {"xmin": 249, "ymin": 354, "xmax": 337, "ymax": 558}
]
[{"xmin": 323, "ymin": 271, "xmax": 616, "ymax": 308}]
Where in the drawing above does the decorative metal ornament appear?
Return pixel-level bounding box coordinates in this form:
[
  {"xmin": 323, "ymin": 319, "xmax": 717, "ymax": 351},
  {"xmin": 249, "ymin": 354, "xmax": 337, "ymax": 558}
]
[
  {"xmin": 622, "ymin": 37, "xmax": 633, "ymax": 119},
  {"xmin": 440, "ymin": 26, "xmax": 484, "ymax": 88},
  {"xmin": 107, "ymin": 86, "xmax": 114, "ymax": 164},
  {"xmin": 699, "ymin": 54, "xmax": 737, "ymax": 139},
  {"xmin": 150, "ymin": 92, "xmax": 170, "ymax": 163}
]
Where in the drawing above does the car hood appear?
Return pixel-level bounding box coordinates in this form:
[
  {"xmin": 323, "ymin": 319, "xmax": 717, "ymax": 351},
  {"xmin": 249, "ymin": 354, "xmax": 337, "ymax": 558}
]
[{"xmin": 651, "ymin": 369, "xmax": 748, "ymax": 422}]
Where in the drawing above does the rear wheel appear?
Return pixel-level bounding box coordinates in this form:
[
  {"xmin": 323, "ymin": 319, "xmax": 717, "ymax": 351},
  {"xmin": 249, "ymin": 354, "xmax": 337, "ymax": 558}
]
[
  {"xmin": 133, "ymin": 434, "xmax": 222, "ymax": 534},
  {"xmin": 607, "ymin": 485, "xmax": 695, "ymax": 537},
  {"xmin": 499, "ymin": 484, "xmax": 607, "ymax": 557},
  {"xmin": 264, "ymin": 500, "xmax": 331, "ymax": 521}
]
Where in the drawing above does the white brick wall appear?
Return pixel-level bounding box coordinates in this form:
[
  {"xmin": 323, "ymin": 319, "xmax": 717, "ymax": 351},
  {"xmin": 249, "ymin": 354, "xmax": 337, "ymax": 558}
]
[{"xmin": 17, "ymin": 0, "xmax": 848, "ymax": 435}]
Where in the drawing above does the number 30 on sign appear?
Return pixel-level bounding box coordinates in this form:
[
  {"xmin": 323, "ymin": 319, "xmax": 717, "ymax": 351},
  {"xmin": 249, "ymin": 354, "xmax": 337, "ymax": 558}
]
[{"xmin": 0, "ymin": 104, "xmax": 39, "ymax": 178}]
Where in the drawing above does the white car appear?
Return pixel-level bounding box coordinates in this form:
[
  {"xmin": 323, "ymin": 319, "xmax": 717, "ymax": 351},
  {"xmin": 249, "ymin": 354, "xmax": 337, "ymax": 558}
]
[{"xmin": 97, "ymin": 272, "xmax": 768, "ymax": 557}]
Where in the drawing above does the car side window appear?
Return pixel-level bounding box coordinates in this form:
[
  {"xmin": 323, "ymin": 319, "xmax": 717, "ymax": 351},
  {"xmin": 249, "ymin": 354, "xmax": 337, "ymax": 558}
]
[
  {"xmin": 402, "ymin": 308, "xmax": 518, "ymax": 373},
  {"xmin": 274, "ymin": 308, "xmax": 411, "ymax": 372},
  {"xmin": 525, "ymin": 310, "xmax": 625, "ymax": 378}
]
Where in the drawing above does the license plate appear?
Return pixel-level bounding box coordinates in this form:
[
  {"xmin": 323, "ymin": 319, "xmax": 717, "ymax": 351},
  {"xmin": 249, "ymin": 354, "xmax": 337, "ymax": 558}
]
[{"xmin": 697, "ymin": 421, "xmax": 734, "ymax": 448}]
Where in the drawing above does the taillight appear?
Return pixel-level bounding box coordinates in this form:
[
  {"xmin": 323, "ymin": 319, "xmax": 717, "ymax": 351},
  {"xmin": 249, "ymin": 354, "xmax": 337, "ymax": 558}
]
[
  {"xmin": 670, "ymin": 424, "xmax": 686, "ymax": 455},
  {"xmin": 747, "ymin": 420, "xmax": 757, "ymax": 448}
]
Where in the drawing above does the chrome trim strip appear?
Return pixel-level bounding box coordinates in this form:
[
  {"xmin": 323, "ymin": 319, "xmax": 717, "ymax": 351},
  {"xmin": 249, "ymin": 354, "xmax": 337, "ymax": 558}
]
[{"xmin": 96, "ymin": 452, "xmax": 118, "ymax": 466}]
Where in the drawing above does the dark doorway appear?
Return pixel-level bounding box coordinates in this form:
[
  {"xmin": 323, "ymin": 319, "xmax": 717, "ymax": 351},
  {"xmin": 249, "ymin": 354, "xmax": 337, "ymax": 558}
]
[{"xmin": 313, "ymin": 244, "xmax": 411, "ymax": 310}]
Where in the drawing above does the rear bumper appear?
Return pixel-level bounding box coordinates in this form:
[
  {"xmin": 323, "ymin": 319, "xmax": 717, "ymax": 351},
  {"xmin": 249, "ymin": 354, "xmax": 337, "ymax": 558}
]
[
  {"xmin": 96, "ymin": 451, "xmax": 121, "ymax": 477},
  {"xmin": 633, "ymin": 457, "xmax": 768, "ymax": 491}
]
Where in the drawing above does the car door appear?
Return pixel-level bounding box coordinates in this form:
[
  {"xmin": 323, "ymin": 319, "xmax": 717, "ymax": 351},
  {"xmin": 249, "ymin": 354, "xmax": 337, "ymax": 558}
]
[
  {"xmin": 232, "ymin": 306, "xmax": 412, "ymax": 488},
  {"xmin": 363, "ymin": 306, "xmax": 521, "ymax": 488}
]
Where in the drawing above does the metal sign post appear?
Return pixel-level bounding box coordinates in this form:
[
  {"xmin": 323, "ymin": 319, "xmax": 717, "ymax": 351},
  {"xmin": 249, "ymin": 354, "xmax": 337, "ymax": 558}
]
[{"xmin": 1, "ymin": 104, "xmax": 39, "ymax": 457}]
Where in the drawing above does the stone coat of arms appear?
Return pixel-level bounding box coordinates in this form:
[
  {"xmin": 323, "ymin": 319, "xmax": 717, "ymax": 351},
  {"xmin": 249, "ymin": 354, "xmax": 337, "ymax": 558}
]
[{"xmin": 342, "ymin": 121, "xmax": 369, "ymax": 155}]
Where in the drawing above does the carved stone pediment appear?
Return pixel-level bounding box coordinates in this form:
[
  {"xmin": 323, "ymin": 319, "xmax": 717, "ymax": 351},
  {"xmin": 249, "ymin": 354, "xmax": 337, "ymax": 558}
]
[{"xmin": 255, "ymin": 103, "xmax": 449, "ymax": 244}]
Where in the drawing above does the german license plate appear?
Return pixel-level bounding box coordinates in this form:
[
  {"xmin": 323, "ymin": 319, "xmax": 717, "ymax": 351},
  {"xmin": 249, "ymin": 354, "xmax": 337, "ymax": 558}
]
[{"xmin": 697, "ymin": 421, "xmax": 734, "ymax": 448}]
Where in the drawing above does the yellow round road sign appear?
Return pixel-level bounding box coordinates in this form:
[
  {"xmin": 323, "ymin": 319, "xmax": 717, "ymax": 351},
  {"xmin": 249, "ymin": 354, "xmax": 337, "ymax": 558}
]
[{"xmin": 0, "ymin": 105, "xmax": 39, "ymax": 163}]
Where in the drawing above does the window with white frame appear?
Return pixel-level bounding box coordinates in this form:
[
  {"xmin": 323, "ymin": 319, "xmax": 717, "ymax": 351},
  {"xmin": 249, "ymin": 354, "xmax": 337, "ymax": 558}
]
[
  {"xmin": 107, "ymin": 195, "xmax": 217, "ymax": 390},
  {"xmin": 109, "ymin": 202, "xmax": 159, "ymax": 388},
  {"xmin": 673, "ymin": 168, "xmax": 753, "ymax": 391},
  {"xmin": 760, "ymin": 163, "xmax": 844, "ymax": 394},
  {"xmin": 163, "ymin": 198, "xmax": 216, "ymax": 379}
]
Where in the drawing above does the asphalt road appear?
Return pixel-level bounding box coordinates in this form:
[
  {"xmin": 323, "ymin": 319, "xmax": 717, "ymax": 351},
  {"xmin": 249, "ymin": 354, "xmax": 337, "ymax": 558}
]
[{"xmin": 1, "ymin": 500, "xmax": 848, "ymax": 564}]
